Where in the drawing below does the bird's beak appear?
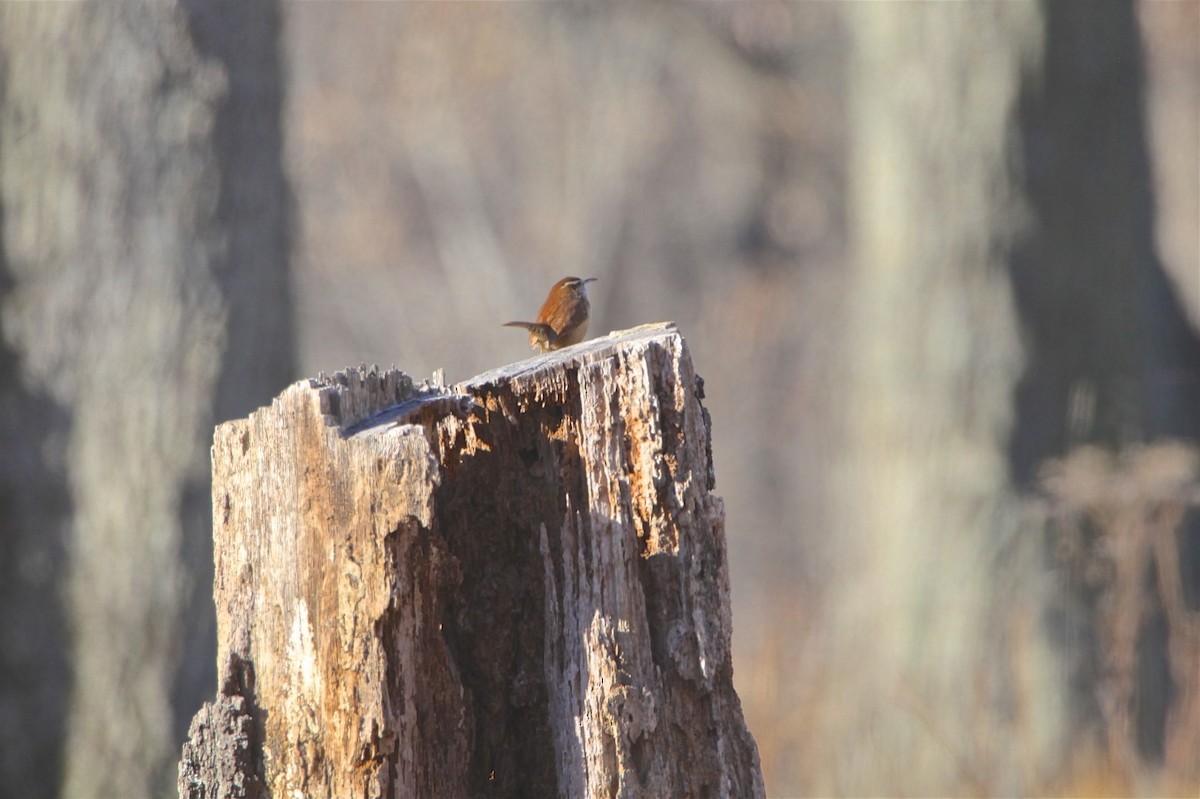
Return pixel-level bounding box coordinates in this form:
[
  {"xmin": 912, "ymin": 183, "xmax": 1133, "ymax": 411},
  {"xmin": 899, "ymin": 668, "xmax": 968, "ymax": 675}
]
[{"xmin": 582, "ymin": 277, "xmax": 598, "ymax": 285}]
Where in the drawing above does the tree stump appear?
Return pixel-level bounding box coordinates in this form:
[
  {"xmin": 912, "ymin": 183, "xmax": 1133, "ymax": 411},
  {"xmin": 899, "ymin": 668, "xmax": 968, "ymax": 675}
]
[{"xmin": 179, "ymin": 322, "xmax": 765, "ymax": 799}]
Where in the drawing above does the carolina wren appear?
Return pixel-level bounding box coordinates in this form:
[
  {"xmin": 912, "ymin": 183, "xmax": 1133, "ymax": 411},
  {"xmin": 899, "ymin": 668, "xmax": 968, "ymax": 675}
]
[{"xmin": 503, "ymin": 276, "xmax": 598, "ymax": 353}]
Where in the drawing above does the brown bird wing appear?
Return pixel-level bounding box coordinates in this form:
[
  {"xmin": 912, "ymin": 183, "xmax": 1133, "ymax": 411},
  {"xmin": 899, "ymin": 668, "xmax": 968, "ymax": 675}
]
[{"xmin": 537, "ymin": 294, "xmax": 588, "ymax": 338}]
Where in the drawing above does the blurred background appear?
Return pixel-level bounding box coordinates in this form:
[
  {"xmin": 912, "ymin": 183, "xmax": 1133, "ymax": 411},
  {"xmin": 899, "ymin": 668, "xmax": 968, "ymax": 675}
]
[{"xmin": 1, "ymin": 2, "xmax": 1197, "ymax": 797}]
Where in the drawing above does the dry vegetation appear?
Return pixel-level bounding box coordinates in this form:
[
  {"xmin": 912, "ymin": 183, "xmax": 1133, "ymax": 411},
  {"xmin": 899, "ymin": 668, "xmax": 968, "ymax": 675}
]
[
  {"xmin": 1040, "ymin": 443, "xmax": 1200, "ymax": 795},
  {"xmin": 734, "ymin": 442, "xmax": 1200, "ymax": 797}
]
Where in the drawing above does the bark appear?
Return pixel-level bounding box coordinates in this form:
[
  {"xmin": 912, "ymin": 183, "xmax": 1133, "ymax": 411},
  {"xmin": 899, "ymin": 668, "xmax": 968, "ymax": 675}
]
[
  {"xmin": 0, "ymin": 3, "xmax": 291, "ymax": 797},
  {"xmin": 181, "ymin": 323, "xmax": 763, "ymax": 799},
  {"xmin": 178, "ymin": 654, "xmax": 264, "ymax": 799}
]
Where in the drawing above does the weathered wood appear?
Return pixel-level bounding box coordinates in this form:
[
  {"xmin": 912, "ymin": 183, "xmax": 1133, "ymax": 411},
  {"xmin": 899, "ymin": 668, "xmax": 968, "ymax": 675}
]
[
  {"xmin": 179, "ymin": 655, "xmax": 264, "ymax": 799},
  {"xmin": 181, "ymin": 322, "xmax": 764, "ymax": 799}
]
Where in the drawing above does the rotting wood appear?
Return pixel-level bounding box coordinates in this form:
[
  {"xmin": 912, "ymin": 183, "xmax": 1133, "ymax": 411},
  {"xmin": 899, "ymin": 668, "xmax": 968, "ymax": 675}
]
[{"xmin": 179, "ymin": 322, "xmax": 765, "ymax": 799}]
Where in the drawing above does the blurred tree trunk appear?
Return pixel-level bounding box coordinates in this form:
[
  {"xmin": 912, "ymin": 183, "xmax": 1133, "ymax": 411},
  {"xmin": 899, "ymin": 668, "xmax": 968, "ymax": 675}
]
[
  {"xmin": 1011, "ymin": 0, "xmax": 1200, "ymax": 777},
  {"xmin": 180, "ymin": 326, "xmax": 765, "ymax": 799},
  {"xmin": 826, "ymin": 1, "xmax": 1198, "ymax": 795},
  {"xmin": 826, "ymin": 4, "xmax": 1050, "ymax": 796},
  {"xmin": 0, "ymin": 3, "xmax": 291, "ymax": 798},
  {"xmin": 1010, "ymin": 0, "xmax": 1200, "ymax": 474}
]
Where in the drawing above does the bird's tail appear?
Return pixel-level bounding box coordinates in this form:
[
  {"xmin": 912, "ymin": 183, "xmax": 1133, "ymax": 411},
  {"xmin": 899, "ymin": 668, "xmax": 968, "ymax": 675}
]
[
  {"xmin": 502, "ymin": 320, "xmax": 558, "ymax": 350},
  {"xmin": 502, "ymin": 321, "xmax": 555, "ymax": 337}
]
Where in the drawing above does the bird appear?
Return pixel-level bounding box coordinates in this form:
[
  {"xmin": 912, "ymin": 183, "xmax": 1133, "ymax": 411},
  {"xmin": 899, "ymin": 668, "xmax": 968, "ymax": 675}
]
[{"xmin": 503, "ymin": 276, "xmax": 598, "ymax": 353}]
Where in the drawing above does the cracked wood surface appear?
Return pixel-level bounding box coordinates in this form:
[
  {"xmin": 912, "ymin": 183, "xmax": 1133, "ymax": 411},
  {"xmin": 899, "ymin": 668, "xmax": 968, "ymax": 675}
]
[{"xmin": 180, "ymin": 322, "xmax": 764, "ymax": 799}]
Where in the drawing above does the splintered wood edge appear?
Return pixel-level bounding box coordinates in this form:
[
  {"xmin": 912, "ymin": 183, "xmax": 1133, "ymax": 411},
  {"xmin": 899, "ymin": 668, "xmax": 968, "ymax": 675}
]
[
  {"xmin": 219, "ymin": 322, "xmax": 683, "ymax": 439},
  {"xmin": 463, "ymin": 321, "xmax": 681, "ymax": 388},
  {"xmin": 332, "ymin": 322, "xmax": 682, "ymax": 436}
]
